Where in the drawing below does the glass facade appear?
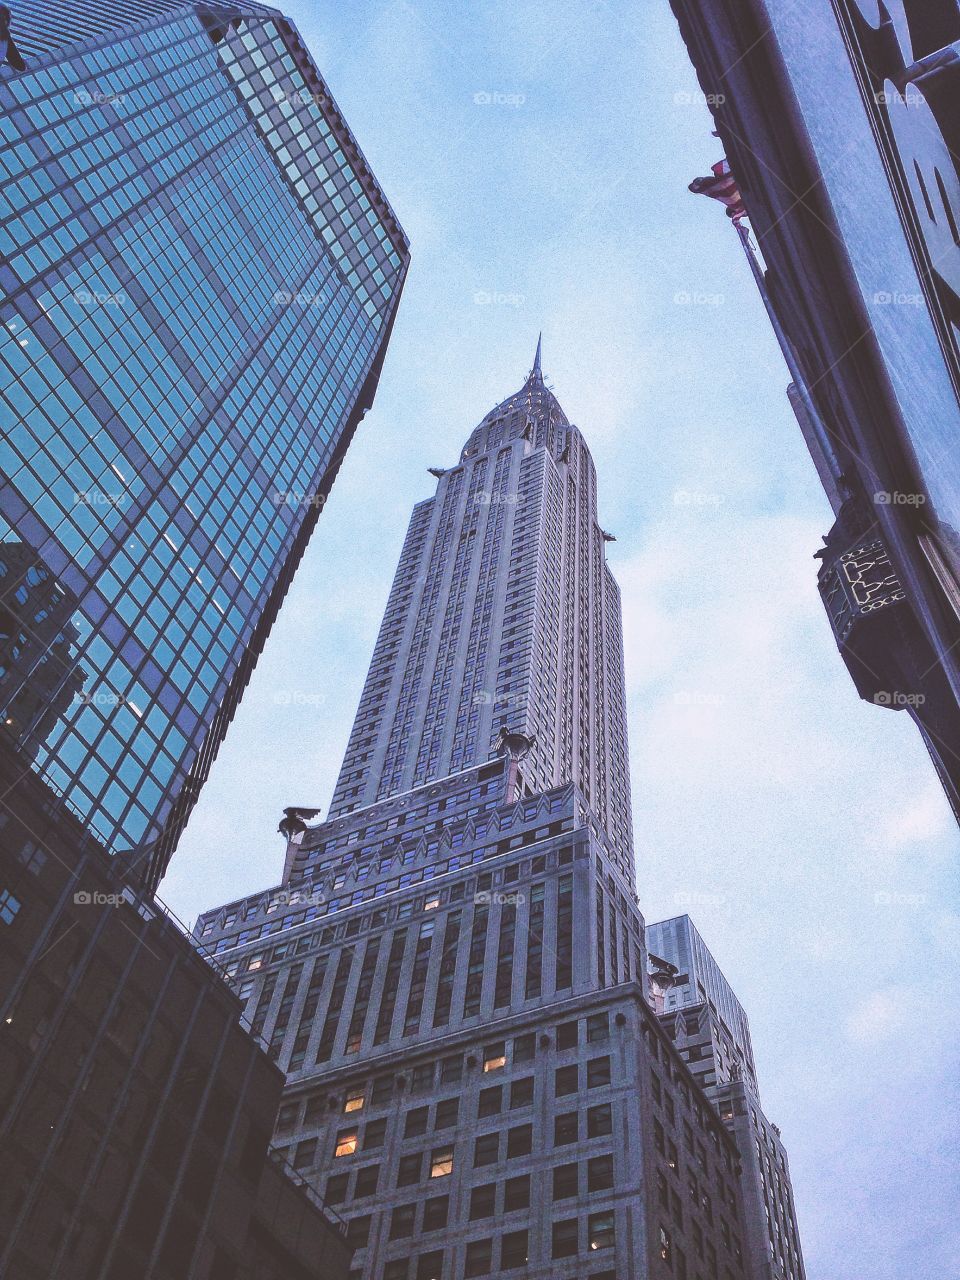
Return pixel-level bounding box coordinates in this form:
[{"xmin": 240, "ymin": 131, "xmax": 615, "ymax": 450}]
[{"xmin": 0, "ymin": 1, "xmax": 409, "ymax": 885}]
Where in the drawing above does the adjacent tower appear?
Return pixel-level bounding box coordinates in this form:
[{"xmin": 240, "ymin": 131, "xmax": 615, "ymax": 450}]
[
  {"xmin": 0, "ymin": 0, "xmax": 409, "ymax": 888},
  {"xmin": 196, "ymin": 349, "xmax": 791, "ymax": 1280},
  {"xmin": 648, "ymin": 916, "xmax": 806, "ymax": 1280}
]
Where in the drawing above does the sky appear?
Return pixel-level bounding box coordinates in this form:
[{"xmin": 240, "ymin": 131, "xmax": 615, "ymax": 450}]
[{"xmin": 160, "ymin": 3, "xmax": 960, "ymax": 1276}]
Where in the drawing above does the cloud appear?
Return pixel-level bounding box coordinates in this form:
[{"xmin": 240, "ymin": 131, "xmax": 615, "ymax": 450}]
[{"xmin": 845, "ymin": 987, "xmax": 914, "ymax": 1045}]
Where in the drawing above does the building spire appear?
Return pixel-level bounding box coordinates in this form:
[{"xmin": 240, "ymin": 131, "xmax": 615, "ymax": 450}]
[{"xmin": 532, "ymin": 332, "xmax": 542, "ymax": 379}]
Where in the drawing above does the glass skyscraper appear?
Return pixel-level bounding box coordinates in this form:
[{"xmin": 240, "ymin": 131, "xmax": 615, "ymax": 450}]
[
  {"xmin": 196, "ymin": 349, "xmax": 803, "ymax": 1280},
  {"xmin": 0, "ymin": 0, "xmax": 410, "ymax": 887}
]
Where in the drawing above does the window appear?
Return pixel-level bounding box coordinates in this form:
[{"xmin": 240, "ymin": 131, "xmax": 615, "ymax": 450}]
[
  {"xmin": 513, "ymin": 1033, "xmax": 535, "ymax": 1062},
  {"xmin": 587, "ymin": 1104, "xmax": 612, "ymax": 1138},
  {"xmin": 509, "ymin": 1077, "xmax": 534, "ymax": 1108},
  {"xmin": 464, "ymin": 1239, "xmax": 493, "ymax": 1276},
  {"xmin": 411, "ymin": 1063, "xmax": 434, "ymax": 1092},
  {"xmin": 556, "ymin": 1020, "xmax": 578, "ymax": 1049},
  {"xmin": 416, "ymin": 1251, "xmax": 444, "ymax": 1280},
  {"xmin": 506, "ymin": 1124, "xmax": 532, "ymax": 1159},
  {"xmin": 276, "ymin": 1102, "xmax": 299, "ymax": 1134},
  {"xmin": 469, "ymin": 1183, "xmax": 496, "ymax": 1220},
  {"xmin": 333, "ymin": 1130, "xmax": 357, "ymax": 1158},
  {"xmin": 553, "ymin": 1162, "xmax": 579, "ymax": 1199},
  {"xmin": 0, "ymin": 890, "xmax": 22, "ymax": 925},
  {"xmin": 504, "ymin": 1174, "xmax": 530, "ymax": 1211},
  {"xmin": 554, "ymin": 1110, "xmax": 579, "ymax": 1145},
  {"xmin": 430, "ymin": 1146, "xmax": 454, "ymax": 1178},
  {"xmin": 347, "ymin": 1214, "xmax": 371, "ymax": 1247},
  {"xmin": 474, "ymin": 1133, "xmax": 499, "ymax": 1166},
  {"xmin": 422, "ymin": 1195, "xmax": 448, "ymax": 1231},
  {"xmin": 587, "ymin": 1057, "xmax": 611, "ymax": 1088},
  {"xmin": 440, "ymin": 1055, "xmax": 463, "ymax": 1083},
  {"xmin": 555, "ymin": 1065, "xmax": 579, "ymax": 1096},
  {"xmin": 586, "ymin": 1012, "xmax": 609, "ymax": 1043},
  {"xmin": 478, "ymin": 1086, "xmax": 502, "ymax": 1117},
  {"xmin": 344, "ymin": 1090, "xmax": 365, "ymax": 1113},
  {"xmin": 588, "ymin": 1211, "xmax": 615, "ymax": 1251},
  {"xmin": 355, "ymin": 1164, "xmax": 379, "ymax": 1197},
  {"xmin": 482, "ymin": 1042, "xmax": 506, "ymax": 1072},
  {"xmin": 383, "ymin": 1262, "xmax": 408, "ymax": 1280},
  {"xmin": 552, "ymin": 1218, "xmax": 579, "ymax": 1259},
  {"xmin": 588, "ymin": 1154, "xmax": 614, "ymax": 1192},
  {"xmin": 364, "ymin": 1119, "xmax": 387, "ymax": 1150},
  {"xmin": 397, "ymin": 1153, "xmax": 421, "ymax": 1187},
  {"xmin": 404, "ymin": 1107, "xmax": 429, "ymax": 1138},
  {"xmin": 372, "ymin": 1077, "xmax": 394, "ymax": 1104},
  {"xmin": 500, "ymin": 1229, "xmax": 528, "ymax": 1269},
  {"xmin": 389, "ymin": 1204, "xmax": 416, "ymax": 1239},
  {"xmin": 435, "ymin": 1097, "xmax": 459, "ymax": 1128},
  {"xmin": 325, "ymin": 1172, "xmax": 348, "ymax": 1203}
]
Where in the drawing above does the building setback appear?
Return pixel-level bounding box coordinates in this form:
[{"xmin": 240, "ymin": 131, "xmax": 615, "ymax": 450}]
[
  {"xmin": 196, "ymin": 351, "xmax": 805, "ymax": 1279},
  {"xmin": 0, "ymin": 0, "xmax": 409, "ymax": 888},
  {"xmin": 648, "ymin": 916, "xmax": 805, "ymax": 1280},
  {"xmin": 669, "ymin": 0, "xmax": 960, "ymax": 819}
]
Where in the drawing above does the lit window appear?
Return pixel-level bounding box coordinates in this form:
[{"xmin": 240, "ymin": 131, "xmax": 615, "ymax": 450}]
[
  {"xmin": 0, "ymin": 890, "xmax": 22, "ymax": 925},
  {"xmin": 424, "ymin": 896, "xmax": 440, "ymax": 910},
  {"xmin": 482, "ymin": 1041, "xmax": 506, "ymax": 1072},
  {"xmin": 589, "ymin": 1210, "xmax": 615, "ymax": 1251},
  {"xmin": 430, "ymin": 1146, "xmax": 454, "ymax": 1177},
  {"xmin": 247, "ymin": 954, "xmax": 264, "ymax": 972},
  {"xmin": 334, "ymin": 1129, "xmax": 358, "ymax": 1157},
  {"xmin": 344, "ymin": 1091, "xmax": 365, "ymax": 1113}
]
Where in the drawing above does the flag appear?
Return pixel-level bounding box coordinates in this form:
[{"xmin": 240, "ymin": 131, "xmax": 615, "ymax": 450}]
[{"xmin": 689, "ymin": 158, "xmax": 747, "ymax": 224}]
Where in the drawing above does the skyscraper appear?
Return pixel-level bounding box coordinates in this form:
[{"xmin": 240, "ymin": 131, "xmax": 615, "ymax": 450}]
[
  {"xmin": 0, "ymin": 5, "xmax": 406, "ymax": 1275},
  {"xmin": 197, "ymin": 348, "xmax": 802, "ymax": 1280},
  {"xmin": 669, "ymin": 0, "xmax": 960, "ymax": 818},
  {"xmin": 0, "ymin": 0, "xmax": 409, "ymax": 888},
  {"xmin": 648, "ymin": 916, "xmax": 805, "ymax": 1280}
]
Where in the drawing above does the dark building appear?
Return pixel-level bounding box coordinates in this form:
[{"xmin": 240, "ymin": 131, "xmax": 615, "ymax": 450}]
[
  {"xmin": 0, "ymin": 738, "xmax": 352, "ymax": 1280},
  {"xmin": 671, "ymin": 0, "xmax": 960, "ymax": 818},
  {"xmin": 0, "ymin": 0, "xmax": 409, "ymax": 888},
  {"xmin": 648, "ymin": 916, "xmax": 805, "ymax": 1280},
  {"xmin": 196, "ymin": 350, "xmax": 804, "ymax": 1279}
]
